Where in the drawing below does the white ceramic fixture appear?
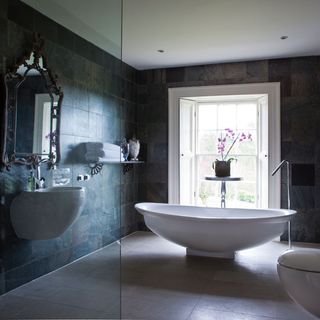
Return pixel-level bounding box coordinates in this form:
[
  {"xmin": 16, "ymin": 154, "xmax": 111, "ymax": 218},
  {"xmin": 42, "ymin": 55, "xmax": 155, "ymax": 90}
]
[
  {"xmin": 10, "ymin": 187, "xmax": 86, "ymax": 240},
  {"xmin": 128, "ymin": 138, "xmax": 140, "ymax": 160},
  {"xmin": 277, "ymin": 249, "xmax": 320, "ymax": 318},
  {"xmin": 135, "ymin": 203, "xmax": 296, "ymax": 258}
]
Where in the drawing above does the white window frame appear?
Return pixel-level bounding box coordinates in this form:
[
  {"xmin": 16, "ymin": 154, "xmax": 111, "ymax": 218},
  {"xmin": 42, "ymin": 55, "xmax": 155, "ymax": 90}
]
[
  {"xmin": 168, "ymin": 83, "xmax": 281, "ymax": 209},
  {"xmin": 194, "ymin": 99, "xmax": 260, "ymax": 207}
]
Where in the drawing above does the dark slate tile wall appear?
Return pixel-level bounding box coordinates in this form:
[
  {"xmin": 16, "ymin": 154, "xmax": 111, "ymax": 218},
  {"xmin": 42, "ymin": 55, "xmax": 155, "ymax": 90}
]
[
  {"xmin": 1, "ymin": 0, "xmax": 319, "ymax": 297},
  {"xmin": 0, "ymin": 0, "xmax": 139, "ymax": 294},
  {"xmin": 137, "ymin": 58, "xmax": 320, "ymax": 243}
]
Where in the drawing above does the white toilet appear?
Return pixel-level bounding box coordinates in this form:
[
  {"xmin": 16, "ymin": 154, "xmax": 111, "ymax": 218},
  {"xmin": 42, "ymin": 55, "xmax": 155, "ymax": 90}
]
[{"xmin": 277, "ymin": 249, "xmax": 320, "ymax": 318}]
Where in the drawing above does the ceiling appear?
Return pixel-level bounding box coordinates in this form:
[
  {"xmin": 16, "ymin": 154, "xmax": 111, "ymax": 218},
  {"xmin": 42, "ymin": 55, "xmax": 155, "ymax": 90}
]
[
  {"xmin": 23, "ymin": 0, "xmax": 320, "ymax": 70},
  {"xmin": 23, "ymin": 0, "xmax": 122, "ymax": 58},
  {"xmin": 123, "ymin": 0, "xmax": 320, "ymax": 69}
]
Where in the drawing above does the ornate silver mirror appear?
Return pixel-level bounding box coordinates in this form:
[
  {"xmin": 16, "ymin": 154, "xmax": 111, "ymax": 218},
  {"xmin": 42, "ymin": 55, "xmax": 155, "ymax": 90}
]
[{"xmin": 0, "ymin": 34, "xmax": 63, "ymax": 170}]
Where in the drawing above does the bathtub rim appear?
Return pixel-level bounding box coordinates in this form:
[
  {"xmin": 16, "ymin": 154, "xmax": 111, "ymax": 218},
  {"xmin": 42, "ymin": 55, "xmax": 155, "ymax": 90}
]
[{"xmin": 135, "ymin": 202, "xmax": 296, "ymax": 224}]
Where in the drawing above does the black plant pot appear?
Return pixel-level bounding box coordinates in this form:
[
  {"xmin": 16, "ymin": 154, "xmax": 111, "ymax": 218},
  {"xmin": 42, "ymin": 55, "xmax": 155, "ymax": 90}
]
[{"xmin": 213, "ymin": 160, "xmax": 231, "ymax": 177}]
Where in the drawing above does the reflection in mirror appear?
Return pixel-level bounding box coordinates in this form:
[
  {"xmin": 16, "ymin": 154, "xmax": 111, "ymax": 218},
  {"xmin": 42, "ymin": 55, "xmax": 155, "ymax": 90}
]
[
  {"xmin": 32, "ymin": 95, "xmax": 58, "ymax": 155},
  {"xmin": 16, "ymin": 74, "xmax": 57, "ymax": 155}
]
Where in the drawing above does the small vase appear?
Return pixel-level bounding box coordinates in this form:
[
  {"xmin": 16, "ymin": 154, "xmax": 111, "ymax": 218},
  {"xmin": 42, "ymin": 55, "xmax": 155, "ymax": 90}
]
[
  {"xmin": 213, "ymin": 160, "xmax": 231, "ymax": 177},
  {"xmin": 129, "ymin": 138, "xmax": 140, "ymax": 161}
]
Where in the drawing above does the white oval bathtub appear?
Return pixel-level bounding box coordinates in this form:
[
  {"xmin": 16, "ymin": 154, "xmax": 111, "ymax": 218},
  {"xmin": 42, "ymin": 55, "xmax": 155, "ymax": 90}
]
[{"xmin": 135, "ymin": 203, "xmax": 296, "ymax": 258}]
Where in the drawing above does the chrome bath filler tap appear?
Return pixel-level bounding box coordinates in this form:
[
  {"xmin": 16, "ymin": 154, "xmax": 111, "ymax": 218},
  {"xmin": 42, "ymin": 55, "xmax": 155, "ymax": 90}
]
[{"xmin": 271, "ymin": 160, "xmax": 292, "ymax": 250}]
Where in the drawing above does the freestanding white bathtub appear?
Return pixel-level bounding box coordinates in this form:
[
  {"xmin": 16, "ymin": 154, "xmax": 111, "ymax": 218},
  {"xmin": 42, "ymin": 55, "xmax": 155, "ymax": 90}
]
[{"xmin": 135, "ymin": 203, "xmax": 296, "ymax": 258}]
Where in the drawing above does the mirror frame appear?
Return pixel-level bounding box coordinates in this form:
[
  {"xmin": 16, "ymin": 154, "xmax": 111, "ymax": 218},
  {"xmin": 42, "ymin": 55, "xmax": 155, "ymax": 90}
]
[{"xmin": 0, "ymin": 33, "xmax": 63, "ymax": 171}]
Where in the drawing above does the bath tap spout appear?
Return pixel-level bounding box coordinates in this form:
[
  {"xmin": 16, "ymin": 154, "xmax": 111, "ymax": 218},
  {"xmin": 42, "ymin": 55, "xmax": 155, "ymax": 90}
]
[
  {"xmin": 272, "ymin": 160, "xmax": 289, "ymax": 177},
  {"xmin": 271, "ymin": 160, "xmax": 292, "ymax": 250},
  {"xmin": 271, "ymin": 160, "xmax": 290, "ymax": 209}
]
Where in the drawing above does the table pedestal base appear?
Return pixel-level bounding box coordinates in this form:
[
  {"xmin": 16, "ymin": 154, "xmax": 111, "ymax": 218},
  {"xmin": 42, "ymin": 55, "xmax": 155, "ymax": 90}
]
[
  {"xmin": 205, "ymin": 176, "xmax": 243, "ymax": 208},
  {"xmin": 221, "ymin": 181, "xmax": 226, "ymax": 208}
]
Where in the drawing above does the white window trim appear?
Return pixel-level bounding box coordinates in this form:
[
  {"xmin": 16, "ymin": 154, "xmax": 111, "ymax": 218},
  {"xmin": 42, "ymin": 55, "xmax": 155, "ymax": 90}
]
[{"xmin": 168, "ymin": 83, "xmax": 281, "ymax": 208}]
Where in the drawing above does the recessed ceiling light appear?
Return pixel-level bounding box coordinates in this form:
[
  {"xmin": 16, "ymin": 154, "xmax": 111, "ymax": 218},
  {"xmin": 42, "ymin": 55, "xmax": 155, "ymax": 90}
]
[
  {"xmin": 157, "ymin": 49, "xmax": 165, "ymax": 53},
  {"xmin": 281, "ymin": 36, "xmax": 288, "ymax": 40}
]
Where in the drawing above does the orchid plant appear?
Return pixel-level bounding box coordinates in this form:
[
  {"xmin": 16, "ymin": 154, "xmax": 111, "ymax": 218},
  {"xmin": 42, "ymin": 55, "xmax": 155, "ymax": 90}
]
[{"xmin": 217, "ymin": 128, "xmax": 252, "ymax": 161}]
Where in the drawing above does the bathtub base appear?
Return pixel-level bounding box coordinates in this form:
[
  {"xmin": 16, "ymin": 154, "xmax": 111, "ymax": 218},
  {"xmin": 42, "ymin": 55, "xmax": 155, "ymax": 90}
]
[{"xmin": 186, "ymin": 248, "xmax": 235, "ymax": 259}]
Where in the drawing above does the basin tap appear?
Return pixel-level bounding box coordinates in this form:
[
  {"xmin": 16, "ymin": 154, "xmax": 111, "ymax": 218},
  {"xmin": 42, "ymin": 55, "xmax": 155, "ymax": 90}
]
[
  {"xmin": 36, "ymin": 177, "xmax": 46, "ymax": 189},
  {"xmin": 35, "ymin": 164, "xmax": 45, "ymax": 189}
]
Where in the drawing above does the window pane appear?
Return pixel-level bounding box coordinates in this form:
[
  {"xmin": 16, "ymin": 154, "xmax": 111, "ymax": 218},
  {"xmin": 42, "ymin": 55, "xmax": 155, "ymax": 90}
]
[
  {"xmin": 236, "ymin": 131, "xmax": 257, "ymax": 155},
  {"xmin": 231, "ymin": 156, "xmax": 256, "ymax": 182},
  {"xmin": 237, "ymin": 103, "xmax": 257, "ymax": 129},
  {"xmin": 237, "ymin": 182, "xmax": 256, "ymax": 206},
  {"xmin": 197, "ymin": 131, "xmax": 218, "ymax": 154},
  {"xmin": 198, "ymin": 104, "xmax": 217, "ymax": 130},
  {"xmin": 217, "ymin": 103, "xmax": 237, "ymax": 130},
  {"xmin": 196, "ymin": 155, "xmax": 221, "ymax": 207},
  {"xmin": 210, "ymin": 130, "xmax": 256, "ymax": 157},
  {"xmin": 197, "ymin": 155, "xmax": 216, "ymax": 180},
  {"xmin": 198, "ymin": 181, "xmax": 219, "ymax": 207}
]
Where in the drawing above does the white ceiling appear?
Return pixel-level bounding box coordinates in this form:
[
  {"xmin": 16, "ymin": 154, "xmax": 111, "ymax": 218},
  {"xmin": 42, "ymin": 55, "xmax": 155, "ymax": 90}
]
[
  {"xmin": 123, "ymin": 0, "xmax": 320, "ymax": 70},
  {"xmin": 23, "ymin": 0, "xmax": 320, "ymax": 70},
  {"xmin": 23, "ymin": 0, "xmax": 122, "ymax": 58}
]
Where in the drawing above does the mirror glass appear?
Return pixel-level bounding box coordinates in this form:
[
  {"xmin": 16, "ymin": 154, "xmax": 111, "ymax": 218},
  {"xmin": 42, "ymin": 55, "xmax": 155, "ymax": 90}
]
[
  {"xmin": 1, "ymin": 35, "xmax": 63, "ymax": 170},
  {"xmin": 15, "ymin": 68, "xmax": 58, "ymax": 156}
]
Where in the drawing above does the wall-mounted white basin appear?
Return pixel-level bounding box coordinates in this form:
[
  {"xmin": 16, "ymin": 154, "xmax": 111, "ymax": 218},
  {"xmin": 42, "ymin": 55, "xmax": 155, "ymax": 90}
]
[{"xmin": 10, "ymin": 187, "xmax": 86, "ymax": 240}]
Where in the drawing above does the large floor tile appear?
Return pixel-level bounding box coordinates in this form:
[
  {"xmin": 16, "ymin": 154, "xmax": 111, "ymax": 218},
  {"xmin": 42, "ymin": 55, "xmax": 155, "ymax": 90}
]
[
  {"xmin": 0, "ymin": 294, "xmax": 26, "ymax": 319},
  {"xmin": 196, "ymin": 280, "xmax": 316, "ymax": 320},
  {"xmin": 122, "ymin": 287, "xmax": 198, "ymax": 320},
  {"xmin": 14, "ymin": 297, "xmax": 116, "ymax": 320},
  {"xmin": 188, "ymin": 307, "xmax": 279, "ymax": 320}
]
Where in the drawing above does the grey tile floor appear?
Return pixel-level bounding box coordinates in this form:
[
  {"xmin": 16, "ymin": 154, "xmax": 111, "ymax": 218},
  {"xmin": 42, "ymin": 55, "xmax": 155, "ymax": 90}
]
[
  {"xmin": 121, "ymin": 232, "xmax": 319, "ymax": 320},
  {"xmin": 0, "ymin": 231, "xmax": 319, "ymax": 319}
]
